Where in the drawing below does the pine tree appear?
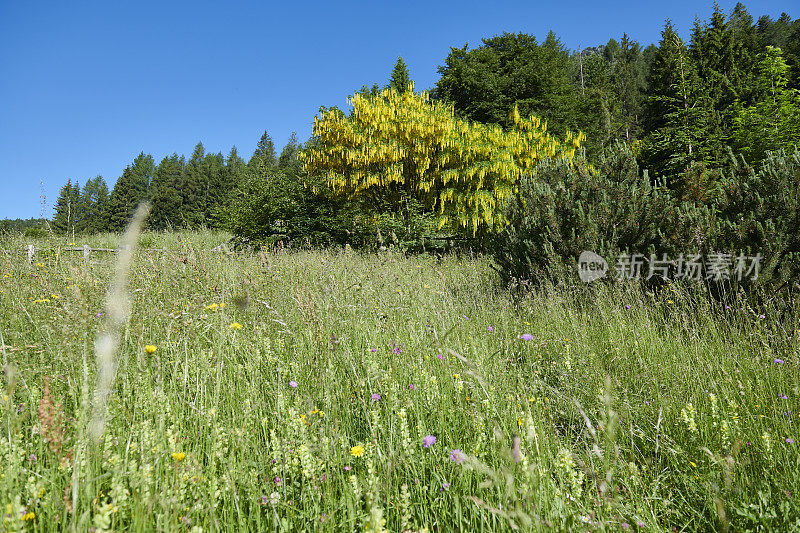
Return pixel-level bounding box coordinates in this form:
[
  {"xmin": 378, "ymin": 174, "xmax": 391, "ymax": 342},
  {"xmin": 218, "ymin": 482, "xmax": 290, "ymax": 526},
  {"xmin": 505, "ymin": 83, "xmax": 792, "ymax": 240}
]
[
  {"xmin": 278, "ymin": 132, "xmax": 303, "ymax": 176},
  {"xmin": 52, "ymin": 180, "xmax": 80, "ymax": 234},
  {"xmin": 250, "ymin": 131, "xmax": 277, "ymax": 174},
  {"xmin": 80, "ymin": 176, "xmax": 109, "ymax": 233},
  {"xmin": 643, "ymin": 21, "xmax": 714, "ymax": 177},
  {"xmin": 388, "ymin": 56, "xmax": 412, "ymax": 93},
  {"xmin": 149, "ymin": 154, "xmax": 185, "ymax": 230},
  {"xmin": 733, "ymin": 46, "xmax": 800, "ymax": 162},
  {"xmin": 106, "ymin": 153, "xmax": 154, "ymax": 232},
  {"xmin": 181, "ymin": 142, "xmax": 206, "ymax": 227}
]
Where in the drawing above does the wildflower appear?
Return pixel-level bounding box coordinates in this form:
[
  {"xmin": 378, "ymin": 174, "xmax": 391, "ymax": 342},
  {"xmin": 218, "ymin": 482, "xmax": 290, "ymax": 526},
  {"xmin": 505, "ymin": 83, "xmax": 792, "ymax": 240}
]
[
  {"xmin": 440, "ymin": 483, "xmax": 451, "ymax": 491},
  {"xmin": 423, "ymin": 435, "xmax": 437, "ymax": 448},
  {"xmin": 487, "ymin": 326, "xmax": 494, "ymax": 332},
  {"xmin": 408, "ymin": 384, "xmax": 417, "ymax": 390},
  {"xmin": 350, "ymin": 445, "xmax": 365, "ymax": 457},
  {"xmin": 289, "ymin": 381, "xmax": 298, "ymax": 388},
  {"xmin": 259, "ymin": 495, "xmax": 269, "ymax": 505},
  {"xmin": 206, "ymin": 303, "xmax": 218, "ymax": 311},
  {"xmin": 779, "ymin": 394, "xmax": 788, "ymax": 400},
  {"xmin": 369, "ymin": 348, "xmax": 377, "ymax": 352},
  {"xmin": 449, "ymin": 449, "xmax": 465, "ymax": 464},
  {"xmin": 393, "ymin": 346, "xmax": 402, "ymax": 355},
  {"xmin": 787, "ymin": 438, "xmax": 795, "ymax": 444},
  {"xmin": 520, "ymin": 333, "xmax": 534, "ymax": 341},
  {"xmin": 624, "ymin": 304, "xmax": 631, "ymax": 309},
  {"xmin": 270, "ymin": 492, "xmax": 280, "ymax": 505},
  {"xmin": 437, "ymin": 353, "xmax": 445, "ymax": 360},
  {"xmin": 21, "ymin": 512, "xmax": 35, "ymax": 521},
  {"xmin": 95, "ymin": 312, "xmax": 103, "ymax": 318},
  {"xmin": 774, "ymin": 358, "xmax": 785, "ymax": 364},
  {"xmin": 371, "ymin": 393, "xmax": 380, "ymax": 401},
  {"xmin": 172, "ymin": 452, "xmax": 186, "ymax": 462},
  {"xmin": 229, "ymin": 322, "xmax": 243, "ymax": 330},
  {"xmin": 144, "ymin": 345, "xmax": 157, "ymax": 354},
  {"xmin": 344, "ymin": 466, "xmax": 352, "ymax": 471}
]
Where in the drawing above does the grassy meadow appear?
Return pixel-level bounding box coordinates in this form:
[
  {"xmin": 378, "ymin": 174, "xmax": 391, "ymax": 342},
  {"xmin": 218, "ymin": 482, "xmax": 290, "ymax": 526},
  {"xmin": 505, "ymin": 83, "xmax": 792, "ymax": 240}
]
[{"xmin": 0, "ymin": 230, "xmax": 798, "ymax": 532}]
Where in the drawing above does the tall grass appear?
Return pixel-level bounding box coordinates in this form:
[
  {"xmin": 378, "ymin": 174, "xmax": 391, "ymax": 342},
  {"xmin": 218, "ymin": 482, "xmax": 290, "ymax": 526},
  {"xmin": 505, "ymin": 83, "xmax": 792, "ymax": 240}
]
[{"xmin": 0, "ymin": 230, "xmax": 798, "ymax": 531}]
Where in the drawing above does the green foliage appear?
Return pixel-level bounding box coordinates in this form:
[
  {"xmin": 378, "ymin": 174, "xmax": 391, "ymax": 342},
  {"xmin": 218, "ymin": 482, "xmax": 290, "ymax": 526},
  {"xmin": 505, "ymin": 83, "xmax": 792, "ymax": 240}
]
[
  {"xmin": 52, "ymin": 179, "xmax": 81, "ymax": 234},
  {"xmin": 716, "ymin": 146, "xmax": 800, "ymax": 296},
  {"xmin": 388, "ymin": 56, "xmax": 412, "ymax": 93},
  {"xmin": 433, "ymin": 31, "xmax": 580, "ymax": 137},
  {"xmin": 732, "ymin": 46, "xmax": 800, "ymax": 163},
  {"xmin": 0, "ymin": 218, "xmax": 48, "ymax": 236},
  {"xmin": 149, "ymin": 154, "xmax": 185, "ymax": 230},
  {"xmin": 489, "ymin": 142, "xmax": 691, "ymax": 288},
  {"xmin": 78, "ymin": 176, "xmax": 109, "ymax": 234},
  {"xmin": 106, "ymin": 153, "xmax": 154, "ymax": 232}
]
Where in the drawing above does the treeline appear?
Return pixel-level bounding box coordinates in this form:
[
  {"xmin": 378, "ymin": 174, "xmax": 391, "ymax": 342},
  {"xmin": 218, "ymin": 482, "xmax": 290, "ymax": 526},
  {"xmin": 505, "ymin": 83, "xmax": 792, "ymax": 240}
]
[
  {"xmin": 433, "ymin": 3, "xmax": 800, "ymax": 174},
  {"xmin": 49, "ymin": 132, "xmax": 301, "ymax": 235},
  {"xmin": 0, "ymin": 218, "xmax": 47, "ymax": 235},
  {"xmin": 44, "ymin": 2, "xmax": 800, "ymax": 245}
]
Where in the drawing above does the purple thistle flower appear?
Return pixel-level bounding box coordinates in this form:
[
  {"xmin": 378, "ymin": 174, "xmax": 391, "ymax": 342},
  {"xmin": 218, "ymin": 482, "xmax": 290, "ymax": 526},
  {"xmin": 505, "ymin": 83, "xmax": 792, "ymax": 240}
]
[
  {"xmin": 371, "ymin": 393, "xmax": 380, "ymax": 401},
  {"xmin": 423, "ymin": 435, "xmax": 437, "ymax": 448},
  {"xmin": 520, "ymin": 333, "xmax": 534, "ymax": 341},
  {"xmin": 289, "ymin": 381, "xmax": 298, "ymax": 388},
  {"xmin": 449, "ymin": 448, "xmax": 465, "ymax": 464}
]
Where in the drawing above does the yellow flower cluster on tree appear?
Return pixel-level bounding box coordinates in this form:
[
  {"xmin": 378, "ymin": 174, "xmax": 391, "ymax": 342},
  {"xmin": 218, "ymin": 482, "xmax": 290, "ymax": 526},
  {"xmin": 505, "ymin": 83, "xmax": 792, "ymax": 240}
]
[{"xmin": 298, "ymin": 83, "xmax": 587, "ymax": 234}]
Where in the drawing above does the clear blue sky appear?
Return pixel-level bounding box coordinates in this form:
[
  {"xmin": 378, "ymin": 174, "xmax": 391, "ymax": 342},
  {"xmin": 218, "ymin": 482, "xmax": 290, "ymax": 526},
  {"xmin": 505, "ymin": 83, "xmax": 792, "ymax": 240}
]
[{"xmin": 0, "ymin": 0, "xmax": 794, "ymax": 219}]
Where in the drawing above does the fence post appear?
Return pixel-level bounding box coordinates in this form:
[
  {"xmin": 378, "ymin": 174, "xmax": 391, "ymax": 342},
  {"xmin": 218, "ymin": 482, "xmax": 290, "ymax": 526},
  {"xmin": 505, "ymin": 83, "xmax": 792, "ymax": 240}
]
[
  {"xmin": 84, "ymin": 244, "xmax": 90, "ymax": 262},
  {"xmin": 27, "ymin": 244, "xmax": 34, "ymax": 264}
]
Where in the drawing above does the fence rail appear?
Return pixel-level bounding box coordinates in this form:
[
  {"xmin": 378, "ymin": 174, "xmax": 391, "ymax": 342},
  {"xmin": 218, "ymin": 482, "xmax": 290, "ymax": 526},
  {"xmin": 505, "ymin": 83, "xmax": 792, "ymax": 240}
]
[{"xmin": 5, "ymin": 244, "xmax": 226, "ymax": 264}]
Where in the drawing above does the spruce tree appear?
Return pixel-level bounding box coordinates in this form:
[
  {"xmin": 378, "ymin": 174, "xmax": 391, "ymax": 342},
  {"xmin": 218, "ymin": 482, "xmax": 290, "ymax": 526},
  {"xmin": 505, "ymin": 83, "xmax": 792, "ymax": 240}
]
[
  {"xmin": 643, "ymin": 21, "xmax": 713, "ymax": 177},
  {"xmin": 80, "ymin": 176, "xmax": 109, "ymax": 233},
  {"xmin": 180, "ymin": 142, "xmax": 206, "ymax": 227},
  {"xmin": 388, "ymin": 56, "xmax": 412, "ymax": 93},
  {"xmin": 149, "ymin": 154, "xmax": 185, "ymax": 230},
  {"xmin": 278, "ymin": 132, "xmax": 303, "ymax": 176},
  {"xmin": 52, "ymin": 180, "xmax": 80, "ymax": 234}
]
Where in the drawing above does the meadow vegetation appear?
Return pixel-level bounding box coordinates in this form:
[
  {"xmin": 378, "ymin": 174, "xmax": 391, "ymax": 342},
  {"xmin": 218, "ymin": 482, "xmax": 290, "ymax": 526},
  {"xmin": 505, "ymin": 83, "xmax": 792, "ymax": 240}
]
[{"xmin": 0, "ymin": 230, "xmax": 798, "ymax": 531}]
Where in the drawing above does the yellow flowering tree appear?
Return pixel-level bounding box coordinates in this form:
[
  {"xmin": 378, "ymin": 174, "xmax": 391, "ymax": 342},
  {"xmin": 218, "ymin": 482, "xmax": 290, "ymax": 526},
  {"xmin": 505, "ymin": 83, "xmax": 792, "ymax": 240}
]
[{"xmin": 298, "ymin": 84, "xmax": 586, "ymax": 235}]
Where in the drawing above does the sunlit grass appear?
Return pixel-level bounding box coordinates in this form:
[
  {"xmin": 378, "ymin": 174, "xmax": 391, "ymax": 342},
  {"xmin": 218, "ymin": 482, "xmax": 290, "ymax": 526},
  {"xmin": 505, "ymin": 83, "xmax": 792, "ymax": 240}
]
[{"xmin": 0, "ymin": 230, "xmax": 798, "ymax": 531}]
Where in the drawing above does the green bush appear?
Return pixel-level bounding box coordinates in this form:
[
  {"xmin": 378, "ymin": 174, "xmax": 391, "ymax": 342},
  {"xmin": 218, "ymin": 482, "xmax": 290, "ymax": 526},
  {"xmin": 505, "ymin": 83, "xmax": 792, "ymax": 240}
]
[
  {"xmin": 489, "ymin": 142, "xmax": 693, "ymax": 288},
  {"xmin": 715, "ymin": 147, "xmax": 800, "ymax": 298}
]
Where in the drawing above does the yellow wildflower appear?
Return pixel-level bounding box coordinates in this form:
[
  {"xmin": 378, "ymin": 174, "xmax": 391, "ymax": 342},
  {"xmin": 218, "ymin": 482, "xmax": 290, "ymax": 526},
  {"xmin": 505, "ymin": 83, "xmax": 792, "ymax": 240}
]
[
  {"xmin": 229, "ymin": 322, "xmax": 243, "ymax": 330},
  {"xmin": 144, "ymin": 345, "xmax": 157, "ymax": 354},
  {"xmin": 172, "ymin": 452, "xmax": 186, "ymax": 462},
  {"xmin": 350, "ymin": 445, "xmax": 365, "ymax": 457}
]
